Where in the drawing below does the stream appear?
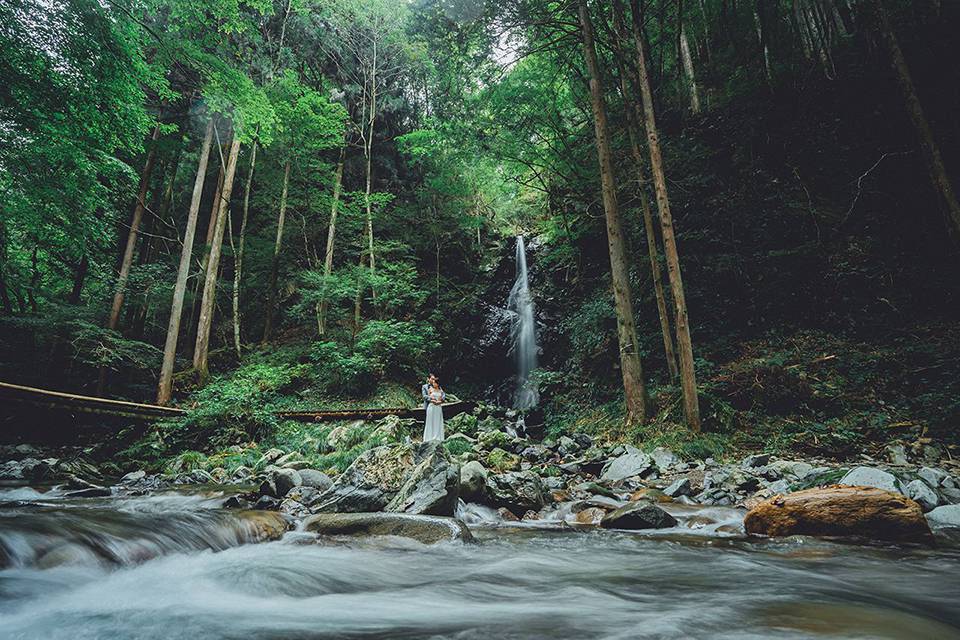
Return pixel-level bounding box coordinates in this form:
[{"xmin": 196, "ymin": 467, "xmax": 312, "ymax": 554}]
[{"xmin": 2, "ymin": 487, "xmax": 960, "ymax": 639}]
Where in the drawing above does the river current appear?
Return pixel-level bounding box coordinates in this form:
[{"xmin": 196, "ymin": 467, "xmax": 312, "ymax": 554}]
[{"xmin": 1, "ymin": 486, "xmax": 959, "ymax": 640}]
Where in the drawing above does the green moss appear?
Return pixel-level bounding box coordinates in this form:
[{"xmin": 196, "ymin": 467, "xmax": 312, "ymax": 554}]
[
  {"xmin": 487, "ymin": 447, "xmax": 521, "ymax": 472},
  {"xmin": 444, "ymin": 436, "xmax": 475, "ymax": 457}
]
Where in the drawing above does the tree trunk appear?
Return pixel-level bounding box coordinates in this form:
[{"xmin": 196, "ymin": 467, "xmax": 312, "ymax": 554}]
[
  {"xmin": 233, "ymin": 140, "xmax": 258, "ymax": 357},
  {"xmin": 262, "ymin": 157, "xmax": 292, "ymax": 342},
  {"xmin": 679, "ymin": 25, "xmax": 702, "ymax": 113},
  {"xmin": 68, "ymin": 255, "xmax": 89, "ymax": 305},
  {"xmin": 612, "ymin": 3, "xmax": 680, "ymax": 380},
  {"xmin": 106, "ymin": 123, "xmax": 161, "ymax": 332},
  {"xmin": 193, "ymin": 133, "xmax": 242, "ymax": 382},
  {"xmin": 189, "ymin": 152, "xmax": 226, "ymax": 344},
  {"xmin": 577, "ymin": 0, "xmax": 649, "ymax": 424},
  {"xmin": 754, "ymin": 1, "xmax": 774, "ymax": 83},
  {"xmin": 0, "ymin": 221, "xmax": 11, "ymax": 315},
  {"xmin": 157, "ymin": 119, "xmax": 214, "ymax": 405},
  {"xmin": 318, "ymin": 144, "xmax": 345, "ymax": 336},
  {"xmin": 364, "ymin": 63, "xmax": 378, "ymax": 309},
  {"xmin": 868, "ymin": 0, "xmax": 960, "ymax": 237},
  {"xmin": 628, "ymin": 0, "xmax": 702, "ymax": 431}
]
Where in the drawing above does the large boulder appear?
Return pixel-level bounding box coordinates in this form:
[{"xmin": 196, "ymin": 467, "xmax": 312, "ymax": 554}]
[
  {"xmin": 385, "ymin": 447, "xmax": 460, "ymax": 516},
  {"xmin": 839, "ymin": 467, "xmax": 904, "ymax": 494},
  {"xmin": 600, "ymin": 501, "xmax": 677, "ymax": 530},
  {"xmin": 744, "ymin": 485, "xmax": 933, "ymax": 544},
  {"xmin": 303, "ymin": 512, "xmax": 473, "ymax": 544},
  {"xmin": 312, "ymin": 442, "xmax": 457, "ymax": 515},
  {"xmin": 601, "ymin": 452, "xmax": 654, "ymax": 482},
  {"xmin": 485, "ymin": 471, "xmax": 546, "ymax": 516},
  {"xmin": 460, "ymin": 461, "xmax": 488, "ymax": 502},
  {"xmin": 298, "ymin": 469, "xmax": 333, "ymax": 491},
  {"xmin": 259, "ymin": 468, "xmax": 303, "ymax": 498}
]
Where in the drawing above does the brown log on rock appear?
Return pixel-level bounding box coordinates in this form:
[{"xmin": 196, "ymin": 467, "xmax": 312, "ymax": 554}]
[{"xmin": 744, "ymin": 485, "xmax": 934, "ymax": 544}]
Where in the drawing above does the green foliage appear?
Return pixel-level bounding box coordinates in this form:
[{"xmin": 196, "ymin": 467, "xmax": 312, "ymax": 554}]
[
  {"xmin": 443, "ymin": 436, "xmax": 475, "ymax": 457},
  {"xmin": 486, "ymin": 447, "xmax": 521, "ymax": 472}
]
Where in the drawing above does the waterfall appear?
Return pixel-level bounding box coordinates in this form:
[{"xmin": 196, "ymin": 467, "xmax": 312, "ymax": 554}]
[{"xmin": 508, "ymin": 235, "xmax": 539, "ymax": 409}]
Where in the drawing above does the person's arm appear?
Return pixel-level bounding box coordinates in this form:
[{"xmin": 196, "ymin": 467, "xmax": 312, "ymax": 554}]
[{"xmin": 422, "ymin": 384, "xmax": 430, "ymax": 404}]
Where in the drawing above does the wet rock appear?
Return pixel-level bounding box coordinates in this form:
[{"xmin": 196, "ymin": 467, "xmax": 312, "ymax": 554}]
[
  {"xmin": 460, "ymin": 461, "xmax": 488, "ymax": 502},
  {"xmin": 280, "ymin": 498, "xmax": 310, "ymax": 517},
  {"xmin": 303, "ymin": 512, "xmax": 473, "ymax": 544},
  {"xmin": 768, "ymin": 479, "xmax": 791, "ymax": 495},
  {"xmin": 630, "ymin": 488, "xmax": 672, "ymax": 504},
  {"xmin": 209, "ymin": 468, "xmax": 229, "ymax": 484},
  {"xmin": 926, "ymin": 504, "xmax": 960, "ymax": 529},
  {"xmin": 239, "ymin": 510, "xmax": 290, "ymax": 540},
  {"xmin": 520, "ymin": 445, "xmax": 550, "ymax": 462},
  {"xmin": 575, "ymin": 507, "xmax": 606, "ymax": 525},
  {"xmin": 764, "ymin": 460, "xmax": 814, "ymax": 481},
  {"xmin": 385, "ymin": 448, "xmax": 460, "ymax": 516},
  {"xmin": 601, "ymin": 452, "xmax": 654, "ymax": 482},
  {"xmin": 697, "ymin": 488, "xmax": 735, "ymax": 506},
  {"xmin": 259, "ymin": 468, "xmax": 302, "ymax": 499},
  {"xmin": 497, "ymin": 507, "xmax": 520, "ymax": 522},
  {"xmin": 574, "ymin": 481, "xmax": 619, "ymax": 500},
  {"xmin": 13, "ymin": 443, "xmax": 41, "ymax": 458},
  {"xmin": 744, "ymin": 485, "xmax": 933, "ymax": 544},
  {"xmin": 839, "ymin": 467, "xmax": 904, "ymax": 495},
  {"xmin": 600, "ymin": 501, "xmax": 678, "ymax": 530},
  {"xmin": 741, "ymin": 454, "xmax": 771, "ymax": 469},
  {"xmin": 257, "ymin": 448, "xmax": 285, "ymax": 467},
  {"xmin": 485, "ymin": 471, "xmax": 546, "ymax": 516},
  {"xmin": 223, "ymin": 495, "xmax": 251, "ymax": 509},
  {"xmin": 253, "ymin": 495, "xmax": 282, "ymax": 511},
  {"xmin": 298, "ymin": 469, "xmax": 333, "ymax": 491},
  {"xmin": 650, "ymin": 447, "xmax": 678, "ymax": 472},
  {"xmin": 664, "ymin": 477, "xmax": 693, "ymax": 498},
  {"xmin": 905, "ymin": 479, "xmax": 939, "ymax": 512}
]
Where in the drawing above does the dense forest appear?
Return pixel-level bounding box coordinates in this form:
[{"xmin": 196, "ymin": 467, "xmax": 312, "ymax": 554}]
[{"xmin": 2, "ymin": 0, "xmax": 959, "ymax": 464}]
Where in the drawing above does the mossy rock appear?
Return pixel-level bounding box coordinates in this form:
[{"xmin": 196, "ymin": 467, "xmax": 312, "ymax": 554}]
[
  {"xmin": 487, "ymin": 448, "xmax": 521, "ymax": 472},
  {"xmin": 478, "ymin": 430, "xmax": 513, "ymax": 451}
]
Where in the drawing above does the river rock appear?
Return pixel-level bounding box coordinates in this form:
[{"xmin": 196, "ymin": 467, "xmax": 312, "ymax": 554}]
[
  {"xmin": 260, "ymin": 468, "xmax": 302, "ymax": 498},
  {"xmin": 460, "ymin": 461, "xmax": 488, "ymax": 502},
  {"xmin": 764, "ymin": 460, "xmax": 814, "ymax": 481},
  {"xmin": 918, "ymin": 467, "xmax": 950, "ymax": 488},
  {"xmin": 650, "ymin": 447, "xmax": 678, "ymax": 472},
  {"xmin": 485, "ymin": 471, "xmax": 546, "ymax": 516},
  {"xmin": 741, "ymin": 453, "xmax": 771, "ymax": 469},
  {"xmin": 385, "ymin": 447, "xmax": 460, "ymax": 516},
  {"xmin": 664, "ymin": 478, "xmax": 693, "ymax": 498},
  {"xmin": 120, "ymin": 470, "xmax": 146, "ymax": 484},
  {"xmin": 257, "ymin": 448, "xmax": 285, "ymax": 467},
  {"xmin": 839, "ymin": 467, "xmax": 904, "ymax": 494},
  {"xmin": 575, "ymin": 507, "xmax": 607, "ymax": 525},
  {"xmin": 926, "ymin": 504, "xmax": 960, "ymax": 529},
  {"xmin": 600, "ymin": 501, "xmax": 677, "ymax": 530},
  {"xmin": 298, "ymin": 469, "xmax": 333, "ymax": 491},
  {"xmin": 601, "ymin": 452, "xmax": 654, "ymax": 482},
  {"xmin": 313, "ymin": 442, "xmax": 454, "ymax": 514},
  {"xmin": 884, "ymin": 443, "xmax": 909, "ymax": 466},
  {"xmin": 303, "ymin": 512, "xmax": 473, "ymax": 544},
  {"xmin": 905, "ymin": 479, "xmax": 939, "ymax": 512},
  {"xmin": 744, "ymin": 485, "xmax": 933, "ymax": 544}
]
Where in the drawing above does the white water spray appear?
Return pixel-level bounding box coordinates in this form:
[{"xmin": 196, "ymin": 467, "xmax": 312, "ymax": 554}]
[{"xmin": 508, "ymin": 236, "xmax": 539, "ymax": 409}]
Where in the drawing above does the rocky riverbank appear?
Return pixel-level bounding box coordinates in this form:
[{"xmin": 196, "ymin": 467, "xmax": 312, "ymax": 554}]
[{"xmin": 3, "ymin": 406, "xmax": 960, "ymax": 544}]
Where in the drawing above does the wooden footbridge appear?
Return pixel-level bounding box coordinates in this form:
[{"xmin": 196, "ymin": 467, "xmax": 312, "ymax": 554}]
[{"xmin": 0, "ymin": 381, "xmax": 471, "ymax": 423}]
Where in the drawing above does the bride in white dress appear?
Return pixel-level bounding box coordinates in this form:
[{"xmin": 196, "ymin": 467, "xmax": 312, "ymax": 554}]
[{"xmin": 423, "ymin": 379, "xmax": 445, "ymax": 442}]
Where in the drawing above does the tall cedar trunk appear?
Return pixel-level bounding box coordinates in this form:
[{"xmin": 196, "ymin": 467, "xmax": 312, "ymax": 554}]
[
  {"xmin": 754, "ymin": 1, "xmax": 774, "ymax": 83},
  {"xmin": 868, "ymin": 0, "xmax": 960, "ymax": 236},
  {"xmin": 262, "ymin": 158, "xmax": 292, "ymax": 342},
  {"xmin": 233, "ymin": 141, "xmax": 258, "ymax": 357},
  {"xmin": 189, "ymin": 155, "xmax": 225, "ymax": 344},
  {"xmin": 679, "ymin": 26, "xmax": 702, "ymax": 113},
  {"xmin": 318, "ymin": 144, "xmax": 345, "ymax": 336},
  {"xmin": 193, "ymin": 133, "xmax": 242, "ymax": 381},
  {"xmin": 106, "ymin": 123, "xmax": 161, "ymax": 331},
  {"xmin": 612, "ymin": 3, "xmax": 680, "ymax": 379},
  {"xmin": 577, "ymin": 0, "xmax": 649, "ymax": 424},
  {"xmin": 157, "ymin": 119, "xmax": 214, "ymax": 405},
  {"xmin": 627, "ymin": 0, "xmax": 702, "ymax": 431},
  {"xmin": 364, "ymin": 68, "xmax": 378, "ymax": 309}
]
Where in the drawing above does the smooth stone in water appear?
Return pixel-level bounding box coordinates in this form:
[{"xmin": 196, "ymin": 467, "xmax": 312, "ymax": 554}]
[
  {"xmin": 303, "ymin": 512, "xmax": 473, "ymax": 544},
  {"xmin": 460, "ymin": 461, "xmax": 488, "ymax": 502},
  {"xmin": 600, "ymin": 501, "xmax": 678, "ymax": 530}
]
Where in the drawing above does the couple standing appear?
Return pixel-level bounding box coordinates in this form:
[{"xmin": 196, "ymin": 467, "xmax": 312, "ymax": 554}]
[{"xmin": 421, "ymin": 373, "xmax": 445, "ymax": 442}]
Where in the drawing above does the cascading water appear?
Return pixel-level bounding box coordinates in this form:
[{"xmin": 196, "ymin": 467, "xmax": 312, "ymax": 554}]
[{"xmin": 507, "ymin": 235, "xmax": 539, "ymax": 410}]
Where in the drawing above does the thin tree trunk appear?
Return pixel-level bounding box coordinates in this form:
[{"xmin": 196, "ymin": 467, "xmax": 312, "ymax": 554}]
[
  {"xmin": 263, "ymin": 157, "xmax": 292, "ymax": 342},
  {"xmin": 364, "ymin": 47, "xmax": 379, "ymax": 309},
  {"xmin": 157, "ymin": 119, "xmax": 214, "ymax": 405},
  {"xmin": 233, "ymin": 141, "xmax": 257, "ymax": 357},
  {"xmin": 754, "ymin": 1, "xmax": 774, "ymax": 83},
  {"xmin": 628, "ymin": 0, "xmax": 702, "ymax": 431},
  {"xmin": 106, "ymin": 123, "xmax": 161, "ymax": 332},
  {"xmin": 679, "ymin": 25, "xmax": 702, "ymax": 114},
  {"xmin": 0, "ymin": 222, "xmax": 11, "ymax": 315},
  {"xmin": 193, "ymin": 133, "xmax": 242, "ymax": 382},
  {"xmin": 578, "ymin": 0, "xmax": 649, "ymax": 424},
  {"xmin": 868, "ymin": 0, "xmax": 960, "ymax": 236},
  {"xmin": 189, "ymin": 154, "xmax": 225, "ymax": 344},
  {"xmin": 612, "ymin": 5, "xmax": 680, "ymax": 380},
  {"xmin": 318, "ymin": 144, "xmax": 345, "ymax": 336},
  {"xmin": 68, "ymin": 255, "xmax": 89, "ymax": 305}
]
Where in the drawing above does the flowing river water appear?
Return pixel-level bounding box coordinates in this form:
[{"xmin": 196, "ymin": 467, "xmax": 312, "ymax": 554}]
[{"xmin": 2, "ymin": 486, "xmax": 960, "ymax": 640}]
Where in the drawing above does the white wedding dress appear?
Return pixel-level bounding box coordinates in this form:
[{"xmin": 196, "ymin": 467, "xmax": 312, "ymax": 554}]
[{"xmin": 423, "ymin": 389, "xmax": 445, "ymax": 442}]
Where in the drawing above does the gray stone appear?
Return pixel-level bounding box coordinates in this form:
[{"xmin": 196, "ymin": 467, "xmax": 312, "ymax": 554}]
[
  {"xmin": 664, "ymin": 478, "xmax": 693, "ymax": 498},
  {"xmin": 650, "ymin": 447, "xmax": 678, "ymax": 472},
  {"xmin": 600, "ymin": 501, "xmax": 677, "ymax": 530},
  {"xmin": 120, "ymin": 470, "xmax": 146, "ymax": 484},
  {"xmin": 385, "ymin": 450, "xmax": 460, "ymax": 516},
  {"xmin": 303, "ymin": 512, "xmax": 474, "ymax": 544},
  {"xmin": 839, "ymin": 467, "xmax": 904, "ymax": 494},
  {"xmin": 601, "ymin": 453, "xmax": 654, "ymax": 482},
  {"xmin": 926, "ymin": 504, "xmax": 960, "ymax": 529},
  {"xmin": 460, "ymin": 461, "xmax": 488, "ymax": 502},
  {"xmin": 906, "ymin": 479, "xmax": 939, "ymax": 512},
  {"xmin": 765, "ymin": 460, "xmax": 814, "ymax": 481},
  {"xmin": 485, "ymin": 471, "xmax": 546, "ymax": 516},
  {"xmin": 768, "ymin": 479, "xmax": 791, "ymax": 495},
  {"xmin": 884, "ymin": 443, "xmax": 909, "ymax": 466},
  {"xmin": 275, "ymin": 452, "xmax": 304, "ymax": 467},
  {"xmin": 257, "ymin": 448, "xmax": 285, "ymax": 467},
  {"xmin": 919, "ymin": 467, "xmax": 950, "ymax": 488},
  {"xmin": 298, "ymin": 469, "xmax": 333, "ymax": 491},
  {"xmin": 741, "ymin": 454, "xmax": 771, "ymax": 469}
]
